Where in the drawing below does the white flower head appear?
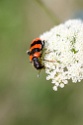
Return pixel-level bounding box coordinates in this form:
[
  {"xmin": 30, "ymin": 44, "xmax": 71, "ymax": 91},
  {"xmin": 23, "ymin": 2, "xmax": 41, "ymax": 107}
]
[{"xmin": 40, "ymin": 19, "xmax": 83, "ymax": 91}]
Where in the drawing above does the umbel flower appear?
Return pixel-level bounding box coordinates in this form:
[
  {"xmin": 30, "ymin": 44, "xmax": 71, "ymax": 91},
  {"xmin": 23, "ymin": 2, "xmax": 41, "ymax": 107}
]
[{"xmin": 40, "ymin": 19, "xmax": 83, "ymax": 91}]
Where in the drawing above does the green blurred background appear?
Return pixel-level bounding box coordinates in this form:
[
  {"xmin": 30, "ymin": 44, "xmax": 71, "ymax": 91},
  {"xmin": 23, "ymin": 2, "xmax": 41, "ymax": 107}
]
[{"xmin": 0, "ymin": 0, "xmax": 83, "ymax": 125}]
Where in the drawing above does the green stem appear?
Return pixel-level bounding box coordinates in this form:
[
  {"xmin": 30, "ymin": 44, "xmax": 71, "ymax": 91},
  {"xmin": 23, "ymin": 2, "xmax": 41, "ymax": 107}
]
[{"xmin": 35, "ymin": 0, "xmax": 60, "ymax": 24}]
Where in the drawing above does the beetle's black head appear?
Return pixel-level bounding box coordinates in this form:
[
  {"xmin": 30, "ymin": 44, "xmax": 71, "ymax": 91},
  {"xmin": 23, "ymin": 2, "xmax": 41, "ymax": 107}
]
[{"xmin": 32, "ymin": 57, "xmax": 44, "ymax": 70}]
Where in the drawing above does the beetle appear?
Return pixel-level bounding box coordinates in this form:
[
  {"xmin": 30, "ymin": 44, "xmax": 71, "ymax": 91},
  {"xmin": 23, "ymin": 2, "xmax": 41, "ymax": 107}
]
[{"xmin": 27, "ymin": 38, "xmax": 45, "ymax": 70}]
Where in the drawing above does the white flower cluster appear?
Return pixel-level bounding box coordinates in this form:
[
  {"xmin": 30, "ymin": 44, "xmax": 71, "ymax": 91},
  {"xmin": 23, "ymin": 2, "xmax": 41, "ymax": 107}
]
[{"xmin": 40, "ymin": 19, "xmax": 83, "ymax": 91}]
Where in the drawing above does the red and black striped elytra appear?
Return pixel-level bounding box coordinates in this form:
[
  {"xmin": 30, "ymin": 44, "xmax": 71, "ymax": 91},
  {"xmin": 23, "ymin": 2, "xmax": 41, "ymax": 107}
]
[{"xmin": 27, "ymin": 38, "xmax": 45, "ymax": 70}]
